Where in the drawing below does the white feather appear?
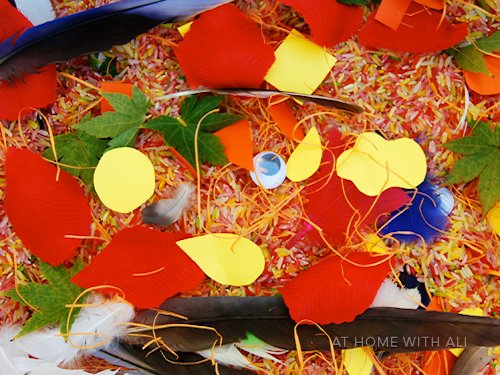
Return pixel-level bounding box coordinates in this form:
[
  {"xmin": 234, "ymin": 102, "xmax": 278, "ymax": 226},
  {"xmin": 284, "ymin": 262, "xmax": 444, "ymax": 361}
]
[
  {"xmin": 29, "ymin": 362, "xmax": 119, "ymax": 375},
  {"xmin": 142, "ymin": 183, "xmax": 195, "ymax": 226},
  {"xmin": 197, "ymin": 344, "xmax": 258, "ymax": 370},
  {"xmin": 14, "ymin": 295, "xmax": 134, "ymax": 370},
  {"xmin": 236, "ymin": 335, "xmax": 286, "ymax": 364},
  {"xmin": 0, "ymin": 326, "xmax": 25, "ymax": 375},
  {"xmin": 370, "ymin": 278, "xmax": 421, "ymax": 309},
  {"xmin": 13, "ymin": 0, "xmax": 55, "ymax": 25}
]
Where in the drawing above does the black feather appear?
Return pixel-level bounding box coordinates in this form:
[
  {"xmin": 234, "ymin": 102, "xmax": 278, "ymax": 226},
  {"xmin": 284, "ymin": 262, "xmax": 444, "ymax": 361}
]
[
  {"xmin": 131, "ymin": 296, "xmax": 500, "ymax": 353},
  {"xmin": 161, "ymin": 88, "xmax": 364, "ymax": 113},
  {"xmin": 0, "ymin": 0, "xmax": 230, "ymax": 80},
  {"xmin": 94, "ymin": 339, "xmax": 255, "ymax": 375}
]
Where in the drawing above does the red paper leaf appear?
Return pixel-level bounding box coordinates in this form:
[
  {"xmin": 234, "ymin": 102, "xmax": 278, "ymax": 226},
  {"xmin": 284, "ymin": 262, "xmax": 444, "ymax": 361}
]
[
  {"xmin": 71, "ymin": 227, "xmax": 205, "ymax": 308},
  {"xmin": 5, "ymin": 148, "xmax": 92, "ymax": 265},
  {"xmin": 295, "ymin": 129, "xmax": 410, "ymax": 246},
  {"xmin": 0, "ymin": 0, "xmax": 57, "ymax": 121},
  {"xmin": 358, "ymin": 3, "xmax": 468, "ymax": 53},
  {"xmin": 175, "ymin": 4, "xmax": 275, "ymax": 88},
  {"xmin": 280, "ymin": 0, "xmax": 363, "ymax": 47},
  {"xmin": 280, "ymin": 252, "xmax": 393, "ymax": 324}
]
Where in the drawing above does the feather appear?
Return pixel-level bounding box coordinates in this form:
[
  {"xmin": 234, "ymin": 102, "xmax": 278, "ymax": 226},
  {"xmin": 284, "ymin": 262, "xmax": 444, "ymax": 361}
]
[
  {"xmin": 13, "ymin": 0, "xmax": 55, "ymax": 26},
  {"xmin": 131, "ymin": 295, "xmax": 500, "ymax": 353},
  {"xmin": 0, "ymin": 0, "xmax": 231, "ymax": 81},
  {"xmin": 452, "ymin": 347, "xmax": 493, "ymax": 375},
  {"xmin": 236, "ymin": 333, "xmax": 286, "ymax": 364},
  {"xmin": 197, "ymin": 344, "xmax": 258, "ymax": 370},
  {"xmin": 14, "ymin": 296, "xmax": 134, "ymax": 368},
  {"xmin": 94, "ymin": 339, "xmax": 255, "ymax": 375},
  {"xmin": 0, "ymin": 326, "xmax": 24, "ymax": 375},
  {"xmin": 370, "ymin": 279, "xmax": 421, "ymax": 310},
  {"xmin": 29, "ymin": 363, "xmax": 118, "ymax": 375},
  {"xmin": 142, "ymin": 183, "xmax": 194, "ymax": 226},
  {"xmin": 159, "ymin": 88, "xmax": 364, "ymax": 113},
  {"xmin": 379, "ymin": 179, "xmax": 452, "ymax": 243}
]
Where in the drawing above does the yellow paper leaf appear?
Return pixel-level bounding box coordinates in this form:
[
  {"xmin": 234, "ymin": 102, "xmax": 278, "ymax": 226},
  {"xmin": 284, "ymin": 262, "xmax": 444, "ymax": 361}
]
[
  {"xmin": 264, "ymin": 29, "xmax": 337, "ymax": 95},
  {"xmin": 178, "ymin": 22, "xmax": 192, "ymax": 37},
  {"xmin": 93, "ymin": 147, "xmax": 155, "ymax": 213},
  {"xmin": 286, "ymin": 127, "xmax": 322, "ymax": 182},
  {"xmin": 343, "ymin": 347, "xmax": 373, "ymax": 375},
  {"xmin": 487, "ymin": 202, "xmax": 500, "ymax": 236},
  {"xmin": 450, "ymin": 307, "xmax": 484, "ymax": 356},
  {"xmin": 176, "ymin": 234, "xmax": 265, "ymax": 286},
  {"xmin": 336, "ymin": 133, "xmax": 427, "ymax": 196}
]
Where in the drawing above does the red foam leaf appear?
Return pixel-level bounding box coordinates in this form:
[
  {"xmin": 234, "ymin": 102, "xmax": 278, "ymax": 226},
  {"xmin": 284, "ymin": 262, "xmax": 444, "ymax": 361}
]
[
  {"xmin": 280, "ymin": 252, "xmax": 393, "ymax": 324},
  {"xmin": 0, "ymin": 0, "xmax": 31, "ymax": 40},
  {"xmin": 0, "ymin": 65, "xmax": 57, "ymax": 120},
  {"xmin": 0, "ymin": 0, "xmax": 57, "ymax": 120},
  {"xmin": 71, "ymin": 227, "xmax": 206, "ymax": 308},
  {"xmin": 358, "ymin": 3, "xmax": 468, "ymax": 53},
  {"xmin": 294, "ymin": 129, "xmax": 410, "ymax": 246},
  {"xmin": 175, "ymin": 4, "xmax": 275, "ymax": 88},
  {"xmin": 280, "ymin": 0, "xmax": 363, "ymax": 47},
  {"xmin": 5, "ymin": 148, "xmax": 92, "ymax": 265}
]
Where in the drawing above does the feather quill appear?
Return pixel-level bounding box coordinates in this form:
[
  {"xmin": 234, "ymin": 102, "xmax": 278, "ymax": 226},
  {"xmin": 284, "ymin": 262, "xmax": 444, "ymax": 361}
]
[
  {"xmin": 131, "ymin": 296, "xmax": 500, "ymax": 353},
  {"xmin": 0, "ymin": 0, "xmax": 231, "ymax": 80},
  {"xmin": 160, "ymin": 88, "xmax": 364, "ymax": 113},
  {"xmin": 452, "ymin": 347, "xmax": 493, "ymax": 375},
  {"xmin": 142, "ymin": 183, "xmax": 194, "ymax": 226}
]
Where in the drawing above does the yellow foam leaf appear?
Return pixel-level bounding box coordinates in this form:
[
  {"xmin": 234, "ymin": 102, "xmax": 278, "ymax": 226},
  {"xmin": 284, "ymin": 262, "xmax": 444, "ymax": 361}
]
[
  {"xmin": 364, "ymin": 234, "xmax": 389, "ymax": 254},
  {"xmin": 450, "ymin": 307, "xmax": 484, "ymax": 356},
  {"xmin": 487, "ymin": 202, "xmax": 500, "ymax": 235},
  {"xmin": 94, "ymin": 147, "xmax": 155, "ymax": 213},
  {"xmin": 176, "ymin": 234, "xmax": 265, "ymax": 286},
  {"xmin": 343, "ymin": 347, "xmax": 373, "ymax": 375},
  {"xmin": 264, "ymin": 29, "xmax": 336, "ymax": 95},
  {"xmin": 336, "ymin": 133, "xmax": 427, "ymax": 196},
  {"xmin": 286, "ymin": 127, "xmax": 322, "ymax": 182},
  {"xmin": 178, "ymin": 22, "xmax": 192, "ymax": 37}
]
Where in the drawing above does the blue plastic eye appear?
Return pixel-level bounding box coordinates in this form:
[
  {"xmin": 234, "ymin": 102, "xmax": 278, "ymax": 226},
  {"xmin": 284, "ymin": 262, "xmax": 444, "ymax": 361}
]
[
  {"xmin": 435, "ymin": 187, "xmax": 454, "ymax": 215},
  {"xmin": 250, "ymin": 152, "xmax": 287, "ymax": 189}
]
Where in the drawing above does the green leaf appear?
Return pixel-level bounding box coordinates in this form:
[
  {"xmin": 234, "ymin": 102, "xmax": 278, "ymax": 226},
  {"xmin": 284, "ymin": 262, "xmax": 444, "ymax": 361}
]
[
  {"xmin": 107, "ymin": 127, "xmax": 139, "ymax": 149},
  {"xmin": 478, "ymin": 151, "xmax": 500, "ymax": 212},
  {"xmin": 454, "ymin": 45, "xmax": 490, "ymax": 75},
  {"xmin": 445, "ymin": 122, "xmax": 500, "ymax": 213},
  {"xmin": 42, "ymin": 130, "xmax": 108, "ymax": 188},
  {"xmin": 445, "ymin": 150, "xmax": 495, "ymax": 185},
  {"xmin": 475, "ymin": 31, "xmax": 500, "ymax": 53},
  {"xmin": 6, "ymin": 262, "xmax": 85, "ymax": 337},
  {"xmin": 76, "ymin": 86, "xmax": 149, "ymax": 143},
  {"xmin": 144, "ymin": 95, "xmax": 242, "ymax": 169}
]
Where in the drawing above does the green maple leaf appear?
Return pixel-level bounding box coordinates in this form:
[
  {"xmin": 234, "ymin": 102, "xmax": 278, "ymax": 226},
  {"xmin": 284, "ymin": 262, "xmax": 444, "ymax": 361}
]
[
  {"xmin": 144, "ymin": 95, "xmax": 242, "ymax": 169},
  {"xmin": 42, "ymin": 130, "xmax": 108, "ymax": 188},
  {"xmin": 453, "ymin": 31, "xmax": 500, "ymax": 75},
  {"xmin": 444, "ymin": 122, "xmax": 500, "ymax": 212},
  {"xmin": 76, "ymin": 86, "xmax": 149, "ymax": 148},
  {"xmin": 5, "ymin": 262, "xmax": 85, "ymax": 337}
]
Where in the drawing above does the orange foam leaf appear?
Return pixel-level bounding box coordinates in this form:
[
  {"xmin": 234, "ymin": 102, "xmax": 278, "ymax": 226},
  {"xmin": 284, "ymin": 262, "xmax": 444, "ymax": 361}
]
[
  {"xmin": 268, "ymin": 100, "xmax": 304, "ymax": 141},
  {"xmin": 464, "ymin": 55, "xmax": 500, "ymax": 96},
  {"xmin": 415, "ymin": 0, "xmax": 444, "ymax": 9},
  {"xmin": 214, "ymin": 119, "xmax": 254, "ymax": 171},
  {"xmin": 375, "ymin": 0, "xmax": 413, "ymax": 31},
  {"xmin": 422, "ymin": 350, "xmax": 457, "ymax": 375},
  {"xmin": 100, "ymin": 81, "xmax": 133, "ymax": 113}
]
